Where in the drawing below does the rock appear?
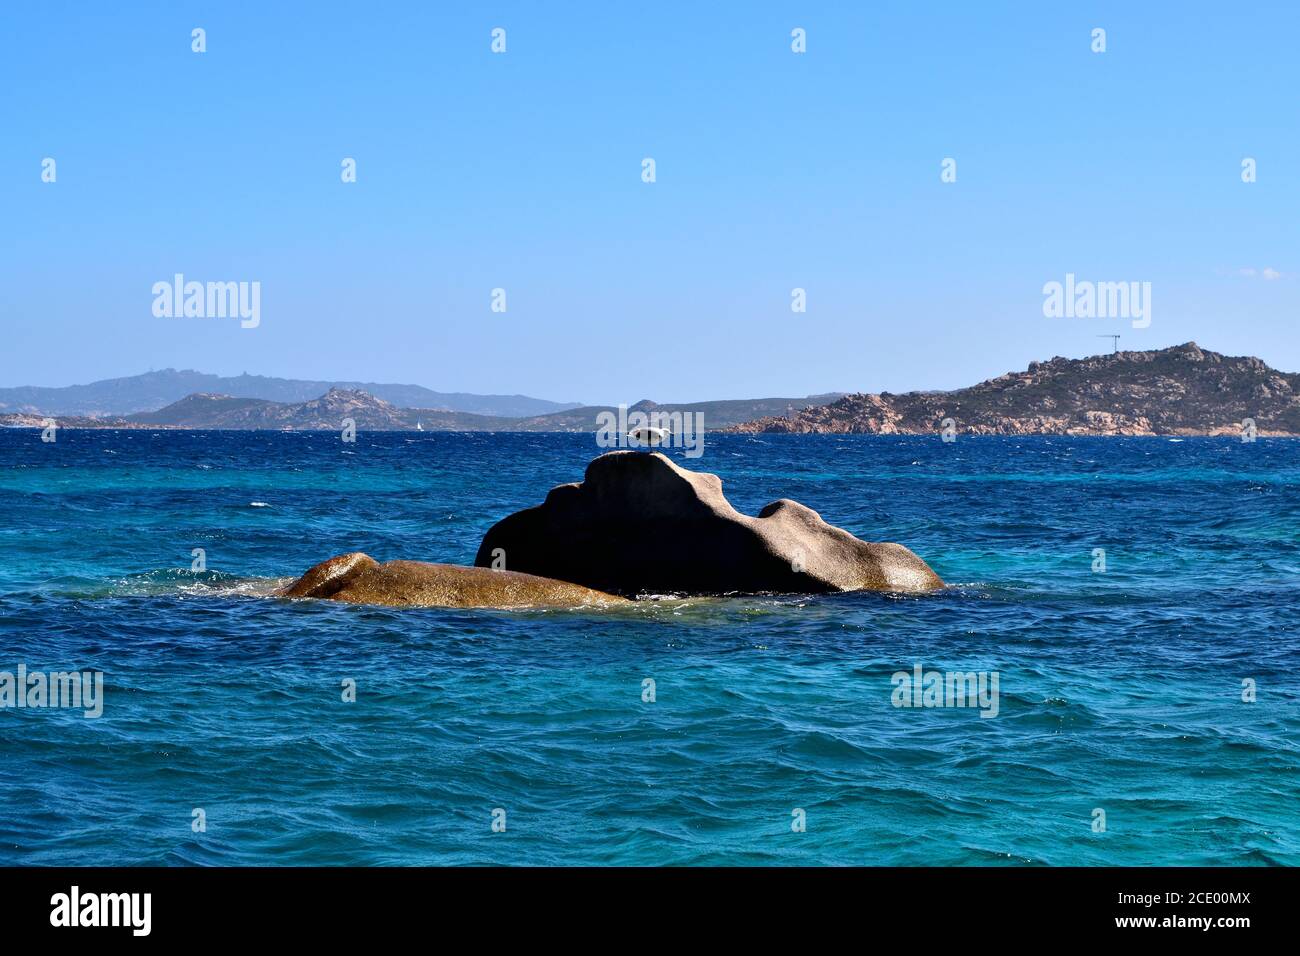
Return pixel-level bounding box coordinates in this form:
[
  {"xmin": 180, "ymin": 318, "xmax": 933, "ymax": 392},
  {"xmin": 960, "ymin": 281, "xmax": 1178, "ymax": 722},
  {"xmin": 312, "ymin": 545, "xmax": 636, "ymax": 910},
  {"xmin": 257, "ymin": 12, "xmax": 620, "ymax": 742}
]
[
  {"xmin": 278, "ymin": 551, "xmax": 379, "ymax": 598},
  {"xmin": 277, "ymin": 552, "xmax": 628, "ymax": 609},
  {"xmin": 473, "ymin": 451, "xmax": 943, "ymax": 595}
]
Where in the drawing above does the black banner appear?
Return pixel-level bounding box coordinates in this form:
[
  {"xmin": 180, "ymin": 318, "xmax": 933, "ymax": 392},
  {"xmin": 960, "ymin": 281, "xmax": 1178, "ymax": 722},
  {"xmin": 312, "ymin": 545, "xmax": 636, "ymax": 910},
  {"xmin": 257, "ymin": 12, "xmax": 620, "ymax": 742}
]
[{"xmin": 0, "ymin": 866, "xmax": 1285, "ymax": 941}]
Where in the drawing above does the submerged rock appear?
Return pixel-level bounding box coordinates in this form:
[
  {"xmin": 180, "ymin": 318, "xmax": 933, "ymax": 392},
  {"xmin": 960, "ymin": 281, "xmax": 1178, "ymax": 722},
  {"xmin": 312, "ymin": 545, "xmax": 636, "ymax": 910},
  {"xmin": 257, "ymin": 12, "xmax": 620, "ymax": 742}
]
[
  {"xmin": 474, "ymin": 451, "xmax": 943, "ymax": 596},
  {"xmin": 277, "ymin": 552, "xmax": 628, "ymax": 609}
]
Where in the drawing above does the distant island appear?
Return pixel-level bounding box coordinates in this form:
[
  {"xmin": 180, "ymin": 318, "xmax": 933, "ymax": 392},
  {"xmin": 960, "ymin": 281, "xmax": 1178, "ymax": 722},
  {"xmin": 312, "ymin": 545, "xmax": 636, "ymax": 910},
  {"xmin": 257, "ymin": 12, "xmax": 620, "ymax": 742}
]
[
  {"xmin": 0, "ymin": 368, "xmax": 584, "ymax": 419},
  {"xmin": 727, "ymin": 342, "xmax": 1300, "ymax": 436},
  {"xmin": 3, "ymin": 344, "xmax": 1298, "ymax": 435},
  {"xmin": 0, "ymin": 382, "xmax": 842, "ymax": 433}
]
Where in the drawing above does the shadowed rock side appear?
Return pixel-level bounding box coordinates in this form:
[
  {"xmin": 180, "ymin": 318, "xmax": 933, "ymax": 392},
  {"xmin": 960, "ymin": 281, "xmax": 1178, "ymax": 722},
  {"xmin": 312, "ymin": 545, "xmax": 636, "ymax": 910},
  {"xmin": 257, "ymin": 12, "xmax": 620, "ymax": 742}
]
[
  {"xmin": 277, "ymin": 551, "xmax": 628, "ymax": 608},
  {"xmin": 474, "ymin": 452, "xmax": 944, "ymax": 596}
]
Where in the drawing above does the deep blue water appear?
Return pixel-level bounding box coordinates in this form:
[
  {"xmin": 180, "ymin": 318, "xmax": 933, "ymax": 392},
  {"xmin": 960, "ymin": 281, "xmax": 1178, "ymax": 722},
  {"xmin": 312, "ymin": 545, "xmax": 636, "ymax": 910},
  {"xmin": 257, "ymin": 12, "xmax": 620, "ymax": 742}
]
[{"xmin": 1, "ymin": 430, "xmax": 1297, "ymax": 866}]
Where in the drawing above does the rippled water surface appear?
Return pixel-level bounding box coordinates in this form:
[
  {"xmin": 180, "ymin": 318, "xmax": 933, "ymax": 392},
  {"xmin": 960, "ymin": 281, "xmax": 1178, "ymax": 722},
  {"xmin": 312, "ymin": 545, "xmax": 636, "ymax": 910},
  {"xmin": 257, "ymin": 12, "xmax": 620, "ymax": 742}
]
[{"xmin": 1, "ymin": 430, "xmax": 1297, "ymax": 865}]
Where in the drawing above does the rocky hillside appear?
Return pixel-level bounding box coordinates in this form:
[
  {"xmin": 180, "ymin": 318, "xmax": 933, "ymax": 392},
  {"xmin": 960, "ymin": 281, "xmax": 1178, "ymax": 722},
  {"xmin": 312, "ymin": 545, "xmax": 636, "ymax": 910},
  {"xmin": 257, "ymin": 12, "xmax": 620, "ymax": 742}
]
[
  {"xmin": 2, "ymin": 390, "xmax": 844, "ymax": 431},
  {"xmin": 502, "ymin": 395, "xmax": 844, "ymax": 432},
  {"xmin": 115, "ymin": 391, "xmax": 840, "ymax": 431},
  {"xmin": 8, "ymin": 345, "xmax": 1296, "ymax": 435},
  {"xmin": 727, "ymin": 343, "xmax": 1300, "ymax": 436},
  {"xmin": 0, "ymin": 369, "xmax": 581, "ymax": 418},
  {"xmin": 125, "ymin": 388, "xmax": 514, "ymax": 430}
]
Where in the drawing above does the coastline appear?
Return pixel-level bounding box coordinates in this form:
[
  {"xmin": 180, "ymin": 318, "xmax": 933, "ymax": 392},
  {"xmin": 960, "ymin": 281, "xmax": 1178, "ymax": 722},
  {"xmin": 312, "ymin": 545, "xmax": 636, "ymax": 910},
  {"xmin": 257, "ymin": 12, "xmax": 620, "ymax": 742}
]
[{"xmin": 5, "ymin": 418, "xmax": 1298, "ymax": 437}]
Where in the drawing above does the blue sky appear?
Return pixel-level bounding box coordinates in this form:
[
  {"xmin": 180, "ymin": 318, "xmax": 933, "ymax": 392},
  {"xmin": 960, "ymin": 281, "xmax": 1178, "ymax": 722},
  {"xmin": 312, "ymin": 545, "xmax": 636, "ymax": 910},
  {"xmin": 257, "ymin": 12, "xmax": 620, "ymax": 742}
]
[{"xmin": 2, "ymin": 1, "xmax": 1296, "ymax": 403}]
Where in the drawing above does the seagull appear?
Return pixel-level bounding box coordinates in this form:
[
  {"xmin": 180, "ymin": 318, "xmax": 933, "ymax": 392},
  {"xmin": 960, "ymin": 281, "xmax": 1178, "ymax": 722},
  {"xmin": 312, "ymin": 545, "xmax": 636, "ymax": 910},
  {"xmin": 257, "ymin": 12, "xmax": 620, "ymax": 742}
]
[{"xmin": 627, "ymin": 425, "xmax": 670, "ymax": 447}]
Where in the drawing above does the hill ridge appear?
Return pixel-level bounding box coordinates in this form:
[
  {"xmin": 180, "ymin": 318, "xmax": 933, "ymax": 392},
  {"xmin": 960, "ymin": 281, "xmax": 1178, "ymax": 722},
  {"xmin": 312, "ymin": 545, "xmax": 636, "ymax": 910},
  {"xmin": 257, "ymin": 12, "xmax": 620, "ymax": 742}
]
[
  {"xmin": 727, "ymin": 343, "xmax": 1300, "ymax": 436},
  {"xmin": 0, "ymin": 368, "xmax": 583, "ymax": 418}
]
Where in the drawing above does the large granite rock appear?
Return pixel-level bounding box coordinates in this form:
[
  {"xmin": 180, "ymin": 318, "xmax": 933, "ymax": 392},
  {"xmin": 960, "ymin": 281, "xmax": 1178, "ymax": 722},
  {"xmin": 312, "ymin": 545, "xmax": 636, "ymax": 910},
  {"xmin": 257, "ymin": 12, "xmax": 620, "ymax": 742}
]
[
  {"xmin": 277, "ymin": 552, "xmax": 628, "ymax": 609},
  {"xmin": 474, "ymin": 452, "xmax": 943, "ymax": 596}
]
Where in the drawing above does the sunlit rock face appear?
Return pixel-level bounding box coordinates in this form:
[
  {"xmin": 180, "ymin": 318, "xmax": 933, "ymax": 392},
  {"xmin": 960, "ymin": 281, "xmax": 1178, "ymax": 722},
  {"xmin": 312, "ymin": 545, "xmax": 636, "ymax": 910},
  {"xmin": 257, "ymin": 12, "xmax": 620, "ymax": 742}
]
[{"xmin": 278, "ymin": 552, "xmax": 628, "ymax": 609}]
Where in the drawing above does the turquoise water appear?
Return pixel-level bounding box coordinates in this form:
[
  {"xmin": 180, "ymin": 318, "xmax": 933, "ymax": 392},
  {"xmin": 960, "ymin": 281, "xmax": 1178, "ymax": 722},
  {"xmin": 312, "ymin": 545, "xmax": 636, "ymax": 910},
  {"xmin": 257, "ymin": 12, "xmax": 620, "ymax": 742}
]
[{"xmin": 1, "ymin": 430, "xmax": 1297, "ymax": 865}]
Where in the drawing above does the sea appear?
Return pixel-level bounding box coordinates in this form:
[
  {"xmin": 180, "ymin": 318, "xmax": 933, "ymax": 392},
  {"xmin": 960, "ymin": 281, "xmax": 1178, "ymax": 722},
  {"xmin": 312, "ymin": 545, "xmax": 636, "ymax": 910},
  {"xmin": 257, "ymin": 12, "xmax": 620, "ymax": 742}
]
[{"xmin": 0, "ymin": 430, "xmax": 1296, "ymax": 865}]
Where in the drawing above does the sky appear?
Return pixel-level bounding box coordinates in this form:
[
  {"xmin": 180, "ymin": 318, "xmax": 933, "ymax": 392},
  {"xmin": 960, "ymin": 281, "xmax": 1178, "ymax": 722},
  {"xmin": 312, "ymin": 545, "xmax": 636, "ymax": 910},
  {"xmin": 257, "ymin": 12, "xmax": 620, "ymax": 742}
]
[{"xmin": 2, "ymin": 1, "xmax": 1297, "ymax": 404}]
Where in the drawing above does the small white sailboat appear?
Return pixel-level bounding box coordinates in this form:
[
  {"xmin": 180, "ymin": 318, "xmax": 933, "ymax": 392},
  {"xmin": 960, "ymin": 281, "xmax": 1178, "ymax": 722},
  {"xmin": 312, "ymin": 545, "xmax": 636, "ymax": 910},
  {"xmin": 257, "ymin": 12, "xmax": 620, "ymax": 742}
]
[{"xmin": 416, "ymin": 419, "xmax": 423, "ymax": 431}]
